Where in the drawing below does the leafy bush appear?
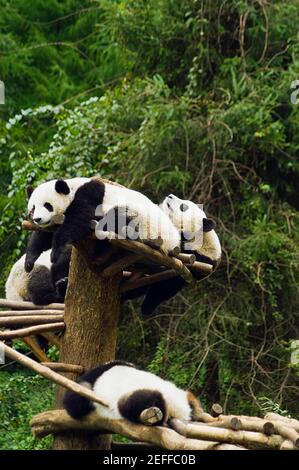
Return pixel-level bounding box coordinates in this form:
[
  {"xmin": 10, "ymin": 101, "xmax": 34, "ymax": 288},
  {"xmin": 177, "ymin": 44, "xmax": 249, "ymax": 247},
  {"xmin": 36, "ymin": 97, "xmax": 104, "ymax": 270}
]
[
  {"xmin": 0, "ymin": 369, "xmax": 54, "ymax": 450},
  {"xmin": 0, "ymin": 0, "xmax": 298, "ymax": 449}
]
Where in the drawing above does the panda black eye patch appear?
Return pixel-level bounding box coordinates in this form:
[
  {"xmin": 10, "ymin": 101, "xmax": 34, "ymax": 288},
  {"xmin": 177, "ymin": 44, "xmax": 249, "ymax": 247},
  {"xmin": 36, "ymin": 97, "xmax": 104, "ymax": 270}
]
[
  {"xmin": 44, "ymin": 202, "xmax": 54, "ymax": 212},
  {"xmin": 180, "ymin": 203, "xmax": 189, "ymax": 212}
]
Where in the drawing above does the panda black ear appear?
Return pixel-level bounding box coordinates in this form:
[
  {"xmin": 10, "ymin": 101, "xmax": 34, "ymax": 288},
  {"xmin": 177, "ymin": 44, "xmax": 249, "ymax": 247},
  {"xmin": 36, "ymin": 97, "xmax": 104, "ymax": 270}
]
[
  {"xmin": 55, "ymin": 179, "xmax": 70, "ymax": 195},
  {"xmin": 203, "ymin": 218, "xmax": 215, "ymax": 232},
  {"xmin": 26, "ymin": 185, "xmax": 34, "ymax": 199}
]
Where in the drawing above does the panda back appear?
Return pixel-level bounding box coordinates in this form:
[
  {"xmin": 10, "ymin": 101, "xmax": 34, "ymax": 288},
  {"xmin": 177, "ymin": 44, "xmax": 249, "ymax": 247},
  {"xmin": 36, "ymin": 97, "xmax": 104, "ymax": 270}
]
[
  {"xmin": 5, "ymin": 255, "xmax": 29, "ymax": 301},
  {"xmin": 35, "ymin": 249, "xmax": 52, "ymax": 269},
  {"xmin": 93, "ymin": 366, "xmax": 191, "ymax": 421}
]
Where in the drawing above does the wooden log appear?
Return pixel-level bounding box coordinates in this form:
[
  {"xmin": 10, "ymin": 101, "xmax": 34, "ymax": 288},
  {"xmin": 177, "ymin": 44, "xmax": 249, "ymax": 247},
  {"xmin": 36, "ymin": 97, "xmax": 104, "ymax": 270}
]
[
  {"xmin": 30, "ymin": 410, "xmax": 219, "ymax": 450},
  {"xmin": 197, "ymin": 416, "xmax": 274, "ymax": 434},
  {"xmin": 21, "ymin": 221, "xmax": 213, "ymax": 278},
  {"xmin": 41, "ymin": 332, "xmax": 61, "ymax": 348},
  {"xmin": 211, "ymin": 403, "xmax": 223, "ymax": 417},
  {"xmin": 271, "ymin": 422, "xmax": 299, "ymax": 448},
  {"xmin": 1, "ymin": 342, "xmax": 108, "ymax": 407},
  {"xmin": 280, "ymin": 440, "xmax": 297, "ymax": 450},
  {"xmin": 264, "ymin": 413, "xmax": 299, "ymax": 432},
  {"xmin": 22, "ymin": 216, "xmax": 65, "ymax": 230},
  {"xmin": 212, "ymin": 443, "xmax": 248, "ymax": 450},
  {"xmin": 30, "ymin": 409, "xmax": 298, "ymax": 450},
  {"xmin": 176, "ymin": 253, "xmax": 196, "ymax": 264},
  {"xmin": 169, "ymin": 246, "xmax": 180, "ymax": 256},
  {"xmin": 0, "ymin": 310, "xmax": 63, "ymax": 316},
  {"xmin": 171, "ymin": 416, "xmax": 241, "ymax": 434},
  {"xmin": 188, "ymin": 261, "xmax": 213, "ymax": 274},
  {"xmin": 0, "ymin": 315, "xmax": 64, "ymax": 326},
  {"xmin": 121, "ymin": 270, "xmax": 178, "ymax": 293},
  {"xmin": 0, "ymin": 323, "xmax": 65, "ymax": 339},
  {"xmin": 0, "ymin": 299, "xmax": 64, "ymax": 311},
  {"xmin": 22, "ymin": 336, "xmax": 50, "ymax": 362},
  {"xmin": 139, "ymin": 407, "xmax": 164, "ymax": 425},
  {"xmin": 41, "ymin": 363, "xmax": 84, "ymax": 374},
  {"xmin": 196, "ymin": 412, "xmax": 217, "ymax": 423},
  {"xmin": 173, "ymin": 422, "xmax": 287, "ymax": 449},
  {"xmin": 94, "ymin": 231, "xmax": 193, "ymax": 283},
  {"xmin": 53, "ymin": 240, "xmax": 121, "ymax": 450},
  {"xmin": 101, "ymin": 253, "xmax": 142, "ymax": 278}
]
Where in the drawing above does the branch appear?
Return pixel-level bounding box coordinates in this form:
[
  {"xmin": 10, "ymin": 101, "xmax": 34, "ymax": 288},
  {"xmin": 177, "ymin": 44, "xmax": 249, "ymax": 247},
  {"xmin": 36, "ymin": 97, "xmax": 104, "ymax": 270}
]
[
  {"xmin": 40, "ymin": 332, "xmax": 61, "ymax": 348},
  {"xmin": 0, "ymin": 323, "xmax": 65, "ymax": 339},
  {"xmin": 0, "ymin": 315, "xmax": 64, "ymax": 326},
  {"xmin": 168, "ymin": 420, "xmax": 291, "ymax": 449},
  {"xmin": 176, "ymin": 253, "xmax": 196, "ymax": 264},
  {"xmin": 22, "ymin": 336, "xmax": 50, "ymax": 362},
  {"xmin": 101, "ymin": 254, "xmax": 142, "ymax": 278},
  {"xmin": 0, "ymin": 310, "xmax": 63, "ymax": 316},
  {"xmin": 1, "ymin": 342, "xmax": 109, "ymax": 408},
  {"xmin": 95, "ymin": 231, "xmax": 193, "ymax": 282},
  {"xmin": 41, "ymin": 363, "xmax": 84, "ymax": 374},
  {"xmin": 121, "ymin": 270, "xmax": 177, "ymax": 293},
  {"xmin": 21, "ymin": 221, "xmax": 213, "ymax": 280},
  {"xmin": 30, "ymin": 410, "xmax": 219, "ymax": 450},
  {"xmin": 264, "ymin": 413, "xmax": 299, "ymax": 433},
  {"xmin": 0, "ymin": 299, "xmax": 64, "ymax": 311}
]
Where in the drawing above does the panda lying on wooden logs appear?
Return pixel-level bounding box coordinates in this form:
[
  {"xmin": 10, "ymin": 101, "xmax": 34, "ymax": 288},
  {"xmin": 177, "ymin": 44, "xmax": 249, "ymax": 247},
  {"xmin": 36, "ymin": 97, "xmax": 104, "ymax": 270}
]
[
  {"xmin": 25, "ymin": 177, "xmax": 181, "ymax": 272},
  {"xmin": 63, "ymin": 360, "xmax": 202, "ymax": 425},
  {"xmin": 17, "ymin": 178, "xmax": 220, "ymax": 312},
  {"xmin": 124, "ymin": 194, "xmax": 222, "ymax": 315}
]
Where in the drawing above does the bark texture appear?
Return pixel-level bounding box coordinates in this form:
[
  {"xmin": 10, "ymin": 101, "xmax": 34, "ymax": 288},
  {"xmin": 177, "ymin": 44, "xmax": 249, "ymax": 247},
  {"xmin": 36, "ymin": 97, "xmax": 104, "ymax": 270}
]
[{"xmin": 54, "ymin": 242, "xmax": 121, "ymax": 450}]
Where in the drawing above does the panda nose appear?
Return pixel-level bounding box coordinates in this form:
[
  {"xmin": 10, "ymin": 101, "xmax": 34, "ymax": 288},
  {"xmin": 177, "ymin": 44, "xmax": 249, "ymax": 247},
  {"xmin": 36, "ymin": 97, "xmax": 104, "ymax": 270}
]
[{"xmin": 33, "ymin": 217, "xmax": 42, "ymax": 224}]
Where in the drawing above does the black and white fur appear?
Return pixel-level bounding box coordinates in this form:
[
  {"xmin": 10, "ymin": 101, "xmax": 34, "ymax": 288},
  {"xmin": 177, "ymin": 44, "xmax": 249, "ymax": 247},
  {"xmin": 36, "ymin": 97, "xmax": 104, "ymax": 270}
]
[
  {"xmin": 6, "ymin": 243, "xmax": 71, "ymax": 305},
  {"xmin": 26, "ymin": 178, "xmax": 181, "ymax": 272},
  {"xmin": 63, "ymin": 361, "xmax": 202, "ymax": 424},
  {"xmin": 126, "ymin": 194, "xmax": 221, "ymax": 315}
]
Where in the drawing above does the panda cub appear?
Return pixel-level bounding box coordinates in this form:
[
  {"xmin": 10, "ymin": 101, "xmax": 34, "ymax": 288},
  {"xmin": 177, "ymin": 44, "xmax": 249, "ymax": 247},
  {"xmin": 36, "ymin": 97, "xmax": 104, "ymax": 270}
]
[
  {"xmin": 6, "ymin": 244, "xmax": 71, "ymax": 305},
  {"xmin": 139, "ymin": 194, "xmax": 221, "ymax": 315},
  {"xmin": 63, "ymin": 361, "xmax": 202, "ymax": 424},
  {"xmin": 26, "ymin": 177, "xmax": 181, "ymax": 271},
  {"xmin": 160, "ymin": 194, "xmax": 222, "ymax": 267}
]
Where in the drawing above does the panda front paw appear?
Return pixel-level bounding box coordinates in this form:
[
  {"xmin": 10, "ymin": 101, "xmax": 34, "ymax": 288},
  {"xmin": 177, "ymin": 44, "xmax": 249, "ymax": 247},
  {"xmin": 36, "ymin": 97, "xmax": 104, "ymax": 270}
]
[
  {"xmin": 55, "ymin": 277, "xmax": 68, "ymax": 300},
  {"xmin": 25, "ymin": 258, "xmax": 35, "ymax": 273},
  {"xmin": 51, "ymin": 247, "xmax": 62, "ymax": 264}
]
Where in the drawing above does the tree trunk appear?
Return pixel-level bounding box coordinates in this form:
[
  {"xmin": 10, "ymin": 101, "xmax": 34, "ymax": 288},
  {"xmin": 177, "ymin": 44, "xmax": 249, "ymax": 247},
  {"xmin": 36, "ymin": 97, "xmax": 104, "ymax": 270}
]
[{"xmin": 53, "ymin": 241, "xmax": 121, "ymax": 450}]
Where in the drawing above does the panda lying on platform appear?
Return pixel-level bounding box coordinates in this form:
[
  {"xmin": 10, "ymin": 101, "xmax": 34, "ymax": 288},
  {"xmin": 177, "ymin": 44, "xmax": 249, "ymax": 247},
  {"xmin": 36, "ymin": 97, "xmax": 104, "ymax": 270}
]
[
  {"xmin": 5, "ymin": 244, "xmax": 71, "ymax": 305},
  {"xmin": 63, "ymin": 360, "xmax": 202, "ymax": 424},
  {"xmin": 25, "ymin": 177, "xmax": 181, "ymax": 272},
  {"xmin": 124, "ymin": 194, "xmax": 221, "ymax": 315}
]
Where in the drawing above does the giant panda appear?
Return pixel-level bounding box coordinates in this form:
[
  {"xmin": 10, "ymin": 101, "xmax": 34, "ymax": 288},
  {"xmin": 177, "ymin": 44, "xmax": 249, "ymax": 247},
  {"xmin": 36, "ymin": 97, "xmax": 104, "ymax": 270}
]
[
  {"xmin": 160, "ymin": 194, "xmax": 222, "ymax": 267},
  {"xmin": 5, "ymin": 244, "xmax": 71, "ymax": 305},
  {"xmin": 25, "ymin": 178, "xmax": 181, "ymax": 272},
  {"xmin": 63, "ymin": 360, "xmax": 202, "ymax": 424},
  {"xmin": 125, "ymin": 194, "xmax": 222, "ymax": 315}
]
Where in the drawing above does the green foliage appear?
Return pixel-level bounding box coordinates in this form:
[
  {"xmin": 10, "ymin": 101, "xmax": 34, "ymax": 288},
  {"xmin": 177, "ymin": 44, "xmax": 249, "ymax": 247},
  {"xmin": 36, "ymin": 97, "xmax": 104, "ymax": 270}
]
[
  {"xmin": 0, "ymin": 369, "xmax": 54, "ymax": 450},
  {"xmin": 0, "ymin": 0, "xmax": 299, "ymax": 448}
]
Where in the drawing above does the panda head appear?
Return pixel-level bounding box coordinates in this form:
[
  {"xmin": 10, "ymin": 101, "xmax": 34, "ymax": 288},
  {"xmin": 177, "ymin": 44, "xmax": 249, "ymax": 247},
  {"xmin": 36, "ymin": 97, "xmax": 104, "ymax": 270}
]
[
  {"xmin": 27, "ymin": 179, "xmax": 73, "ymax": 227},
  {"xmin": 160, "ymin": 194, "xmax": 215, "ymax": 234}
]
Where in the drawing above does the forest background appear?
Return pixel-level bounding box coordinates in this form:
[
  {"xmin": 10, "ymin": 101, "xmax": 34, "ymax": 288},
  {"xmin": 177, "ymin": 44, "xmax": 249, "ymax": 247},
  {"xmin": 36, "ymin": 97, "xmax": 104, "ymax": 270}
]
[{"xmin": 0, "ymin": 0, "xmax": 298, "ymax": 450}]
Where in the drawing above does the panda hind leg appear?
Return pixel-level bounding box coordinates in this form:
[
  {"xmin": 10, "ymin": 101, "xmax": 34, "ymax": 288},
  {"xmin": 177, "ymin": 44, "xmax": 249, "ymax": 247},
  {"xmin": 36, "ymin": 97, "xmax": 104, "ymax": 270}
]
[
  {"xmin": 28, "ymin": 266, "xmax": 59, "ymax": 305},
  {"xmin": 118, "ymin": 389, "xmax": 168, "ymax": 425},
  {"xmin": 141, "ymin": 276, "xmax": 186, "ymax": 315}
]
